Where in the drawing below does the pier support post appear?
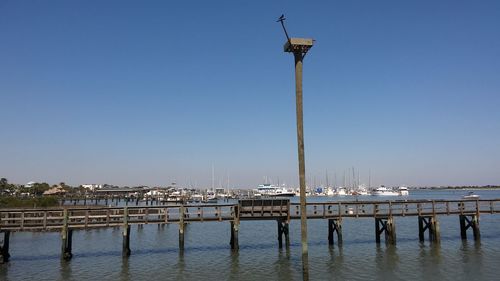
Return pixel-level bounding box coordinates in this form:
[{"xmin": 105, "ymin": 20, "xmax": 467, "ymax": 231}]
[
  {"xmin": 418, "ymin": 216, "xmax": 440, "ymax": 243},
  {"xmin": 179, "ymin": 205, "xmax": 185, "ymax": 252},
  {"xmin": 122, "ymin": 225, "xmax": 131, "ymax": 257},
  {"xmin": 230, "ymin": 221, "xmax": 239, "ymax": 250},
  {"xmin": 277, "ymin": 220, "xmax": 283, "ymax": 248},
  {"xmin": 0, "ymin": 231, "xmax": 11, "ymax": 263},
  {"xmin": 375, "ymin": 217, "xmax": 396, "ymax": 245},
  {"xmin": 230, "ymin": 205, "xmax": 240, "ymax": 251},
  {"xmin": 284, "ymin": 221, "xmax": 290, "ymax": 247},
  {"xmin": 459, "ymin": 215, "xmax": 480, "ymax": 241},
  {"xmin": 277, "ymin": 219, "xmax": 290, "ymax": 248},
  {"xmin": 328, "ymin": 218, "xmax": 342, "ymax": 246},
  {"xmin": 123, "ymin": 207, "xmax": 131, "ymax": 257},
  {"xmin": 418, "ymin": 216, "xmax": 425, "ymax": 242},
  {"xmin": 61, "ymin": 208, "xmax": 73, "ymax": 260},
  {"xmin": 386, "ymin": 217, "xmax": 396, "ymax": 245}
]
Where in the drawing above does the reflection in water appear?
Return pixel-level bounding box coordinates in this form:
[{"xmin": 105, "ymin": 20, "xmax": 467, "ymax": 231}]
[
  {"xmin": 418, "ymin": 242, "xmax": 442, "ymax": 280},
  {"xmin": 460, "ymin": 239, "xmax": 485, "ymax": 280},
  {"xmin": 228, "ymin": 251, "xmax": 240, "ymax": 280},
  {"xmin": 176, "ymin": 252, "xmax": 186, "ymax": 280},
  {"xmin": 327, "ymin": 244, "xmax": 345, "ymax": 279},
  {"xmin": 275, "ymin": 247, "xmax": 293, "ymax": 280},
  {"xmin": 375, "ymin": 244, "xmax": 400, "ymax": 280},
  {"xmin": 120, "ymin": 257, "xmax": 130, "ymax": 281},
  {"xmin": 59, "ymin": 259, "xmax": 72, "ymax": 281},
  {"xmin": 0, "ymin": 266, "xmax": 6, "ymax": 281}
]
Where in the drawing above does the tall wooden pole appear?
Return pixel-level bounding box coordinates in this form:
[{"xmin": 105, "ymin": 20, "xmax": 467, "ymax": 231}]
[
  {"xmin": 278, "ymin": 17, "xmax": 314, "ymax": 279},
  {"xmin": 294, "ymin": 51, "xmax": 309, "ymax": 280}
]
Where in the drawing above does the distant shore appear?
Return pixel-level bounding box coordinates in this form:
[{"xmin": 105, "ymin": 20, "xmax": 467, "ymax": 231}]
[{"xmin": 413, "ymin": 185, "xmax": 500, "ymax": 190}]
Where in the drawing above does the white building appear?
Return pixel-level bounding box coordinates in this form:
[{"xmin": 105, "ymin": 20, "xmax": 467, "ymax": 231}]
[
  {"xmin": 81, "ymin": 184, "xmax": 103, "ymax": 191},
  {"xmin": 25, "ymin": 181, "xmax": 37, "ymax": 188}
]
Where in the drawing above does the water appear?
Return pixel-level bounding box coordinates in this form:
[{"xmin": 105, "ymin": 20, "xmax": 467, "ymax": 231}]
[{"xmin": 2, "ymin": 189, "xmax": 500, "ymax": 280}]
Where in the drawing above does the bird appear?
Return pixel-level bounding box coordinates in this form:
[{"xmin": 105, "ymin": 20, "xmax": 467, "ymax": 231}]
[{"xmin": 277, "ymin": 14, "xmax": 285, "ymax": 22}]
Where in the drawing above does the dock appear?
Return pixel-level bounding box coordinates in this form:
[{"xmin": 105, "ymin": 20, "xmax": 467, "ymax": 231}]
[{"xmin": 1, "ymin": 198, "xmax": 499, "ymax": 262}]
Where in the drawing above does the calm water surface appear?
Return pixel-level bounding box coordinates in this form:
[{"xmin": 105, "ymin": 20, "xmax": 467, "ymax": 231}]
[{"xmin": 1, "ymin": 189, "xmax": 500, "ymax": 280}]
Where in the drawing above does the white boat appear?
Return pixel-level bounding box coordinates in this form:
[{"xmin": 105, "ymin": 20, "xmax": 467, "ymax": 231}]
[
  {"xmin": 398, "ymin": 186, "xmax": 409, "ymax": 196},
  {"xmin": 336, "ymin": 186, "xmax": 347, "ymax": 196},
  {"xmin": 200, "ymin": 191, "xmax": 218, "ymax": 203},
  {"xmin": 351, "ymin": 185, "xmax": 369, "ymax": 196},
  {"xmin": 190, "ymin": 194, "xmax": 204, "ymax": 202},
  {"xmin": 255, "ymin": 184, "xmax": 295, "ymax": 197},
  {"xmin": 325, "ymin": 187, "xmax": 336, "ymax": 196},
  {"xmin": 371, "ymin": 186, "xmax": 399, "ymax": 196},
  {"xmin": 462, "ymin": 192, "xmax": 480, "ymax": 199}
]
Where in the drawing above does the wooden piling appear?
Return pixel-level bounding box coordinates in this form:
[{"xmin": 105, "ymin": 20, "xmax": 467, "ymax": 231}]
[
  {"xmin": 472, "ymin": 215, "xmax": 480, "ymax": 240},
  {"xmin": 277, "ymin": 219, "xmax": 290, "ymax": 248},
  {"xmin": 418, "ymin": 216, "xmax": 425, "ymax": 242},
  {"xmin": 375, "ymin": 217, "xmax": 396, "ymax": 245},
  {"xmin": 459, "ymin": 215, "xmax": 467, "ymax": 239},
  {"xmin": 428, "ymin": 217, "xmax": 435, "ymax": 242},
  {"xmin": 277, "ymin": 220, "xmax": 283, "ymax": 248},
  {"xmin": 284, "ymin": 221, "xmax": 290, "ymax": 247},
  {"xmin": 375, "ymin": 218, "xmax": 381, "ymax": 244},
  {"xmin": 386, "ymin": 217, "xmax": 396, "ymax": 245},
  {"xmin": 123, "ymin": 207, "xmax": 131, "ymax": 257},
  {"xmin": 431, "ymin": 216, "xmax": 440, "ymax": 243},
  {"xmin": 230, "ymin": 205, "xmax": 240, "ymax": 250},
  {"xmin": 61, "ymin": 209, "xmax": 73, "ymax": 260},
  {"xmin": 179, "ymin": 205, "xmax": 185, "ymax": 252},
  {"xmin": 122, "ymin": 225, "xmax": 131, "ymax": 257},
  {"xmin": 0, "ymin": 231, "xmax": 11, "ymax": 263},
  {"xmin": 328, "ymin": 218, "xmax": 342, "ymax": 246},
  {"xmin": 230, "ymin": 221, "xmax": 239, "ymax": 250},
  {"xmin": 418, "ymin": 216, "xmax": 440, "ymax": 243},
  {"xmin": 459, "ymin": 214, "xmax": 480, "ymax": 241}
]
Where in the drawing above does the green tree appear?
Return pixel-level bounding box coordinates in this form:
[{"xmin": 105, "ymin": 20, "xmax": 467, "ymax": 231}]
[
  {"xmin": 32, "ymin": 182, "xmax": 51, "ymax": 196},
  {"xmin": 1, "ymin": 178, "xmax": 11, "ymax": 195}
]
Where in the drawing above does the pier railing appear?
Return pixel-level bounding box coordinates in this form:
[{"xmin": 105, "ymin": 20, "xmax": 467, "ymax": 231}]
[
  {"xmin": 0, "ymin": 204, "xmax": 236, "ymax": 231},
  {"xmin": 1, "ymin": 199, "xmax": 500, "ymax": 231},
  {"xmin": 291, "ymin": 199, "xmax": 500, "ymax": 219}
]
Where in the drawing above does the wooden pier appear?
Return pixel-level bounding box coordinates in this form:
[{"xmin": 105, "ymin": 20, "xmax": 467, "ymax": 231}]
[{"xmin": 1, "ymin": 198, "xmax": 499, "ymax": 262}]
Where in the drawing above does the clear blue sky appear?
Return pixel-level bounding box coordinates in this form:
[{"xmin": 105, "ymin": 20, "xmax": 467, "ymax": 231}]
[{"xmin": 1, "ymin": 0, "xmax": 499, "ymax": 188}]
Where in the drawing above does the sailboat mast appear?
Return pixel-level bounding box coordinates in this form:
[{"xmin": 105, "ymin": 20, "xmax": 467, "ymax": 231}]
[
  {"xmin": 368, "ymin": 169, "xmax": 371, "ymax": 189},
  {"xmin": 211, "ymin": 164, "xmax": 215, "ymax": 190},
  {"xmin": 352, "ymin": 167, "xmax": 355, "ymax": 189}
]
